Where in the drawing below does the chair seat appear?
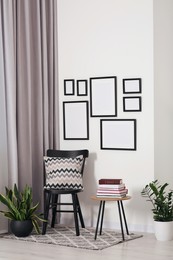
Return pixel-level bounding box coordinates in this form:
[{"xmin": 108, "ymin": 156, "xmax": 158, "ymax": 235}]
[{"xmin": 44, "ymin": 188, "xmax": 83, "ymax": 194}]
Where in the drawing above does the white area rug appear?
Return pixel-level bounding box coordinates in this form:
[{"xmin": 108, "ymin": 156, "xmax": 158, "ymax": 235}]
[{"xmin": 1, "ymin": 226, "xmax": 143, "ymax": 250}]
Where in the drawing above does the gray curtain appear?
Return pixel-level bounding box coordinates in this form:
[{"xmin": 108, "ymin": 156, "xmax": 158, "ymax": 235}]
[{"xmin": 0, "ymin": 0, "xmax": 59, "ymax": 207}]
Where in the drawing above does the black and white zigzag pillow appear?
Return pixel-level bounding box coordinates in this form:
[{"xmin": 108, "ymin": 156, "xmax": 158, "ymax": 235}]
[{"xmin": 43, "ymin": 155, "xmax": 84, "ymax": 190}]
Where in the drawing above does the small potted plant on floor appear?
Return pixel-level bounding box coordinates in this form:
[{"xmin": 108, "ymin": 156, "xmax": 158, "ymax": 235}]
[
  {"xmin": 0, "ymin": 184, "xmax": 45, "ymax": 237},
  {"xmin": 141, "ymin": 180, "xmax": 173, "ymax": 241}
]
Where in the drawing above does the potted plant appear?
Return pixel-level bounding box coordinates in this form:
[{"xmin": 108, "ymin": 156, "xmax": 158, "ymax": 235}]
[
  {"xmin": 141, "ymin": 180, "xmax": 173, "ymax": 241},
  {"xmin": 0, "ymin": 184, "xmax": 45, "ymax": 237}
]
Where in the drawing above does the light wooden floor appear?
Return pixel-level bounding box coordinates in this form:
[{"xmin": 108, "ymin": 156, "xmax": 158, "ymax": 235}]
[{"xmin": 0, "ymin": 232, "xmax": 173, "ymax": 260}]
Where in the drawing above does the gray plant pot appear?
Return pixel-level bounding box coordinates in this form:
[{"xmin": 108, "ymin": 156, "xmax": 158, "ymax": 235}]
[{"xmin": 10, "ymin": 220, "xmax": 33, "ymax": 237}]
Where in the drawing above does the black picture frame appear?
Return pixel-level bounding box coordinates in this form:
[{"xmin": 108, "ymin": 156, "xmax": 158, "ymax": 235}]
[
  {"xmin": 100, "ymin": 119, "xmax": 137, "ymax": 150},
  {"xmin": 123, "ymin": 97, "xmax": 142, "ymax": 112},
  {"xmin": 64, "ymin": 79, "xmax": 75, "ymax": 95},
  {"xmin": 90, "ymin": 76, "xmax": 117, "ymax": 117},
  {"xmin": 77, "ymin": 80, "xmax": 88, "ymax": 96},
  {"xmin": 123, "ymin": 78, "xmax": 142, "ymax": 94},
  {"xmin": 63, "ymin": 101, "xmax": 89, "ymax": 140}
]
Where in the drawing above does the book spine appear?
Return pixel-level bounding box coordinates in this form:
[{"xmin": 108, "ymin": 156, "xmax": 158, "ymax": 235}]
[
  {"xmin": 98, "ymin": 184, "xmax": 125, "ymax": 189},
  {"xmin": 98, "ymin": 187, "xmax": 125, "ymax": 191},
  {"xmin": 99, "ymin": 179, "xmax": 122, "ymax": 185},
  {"xmin": 96, "ymin": 194, "xmax": 126, "ymax": 198},
  {"xmin": 97, "ymin": 189, "xmax": 128, "ymax": 194}
]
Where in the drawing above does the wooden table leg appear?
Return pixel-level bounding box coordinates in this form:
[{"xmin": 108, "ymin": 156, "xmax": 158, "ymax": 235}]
[
  {"xmin": 117, "ymin": 201, "xmax": 125, "ymax": 241},
  {"xmin": 120, "ymin": 200, "xmax": 129, "ymax": 235},
  {"xmin": 95, "ymin": 201, "xmax": 103, "ymax": 240},
  {"xmin": 99, "ymin": 201, "xmax": 105, "ymax": 235}
]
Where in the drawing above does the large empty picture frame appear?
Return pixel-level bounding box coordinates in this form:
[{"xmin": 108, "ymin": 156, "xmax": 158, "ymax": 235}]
[
  {"xmin": 123, "ymin": 97, "xmax": 142, "ymax": 112},
  {"xmin": 100, "ymin": 119, "xmax": 137, "ymax": 150},
  {"xmin": 123, "ymin": 78, "xmax": 142, "ymax": 94},
  {"xmin": 90, "ymin": 76, "xmax": 117, "ymax": 117},
  {"xmin": 63, "ymin": 101, "xmax": 89, "ymax": 140}
]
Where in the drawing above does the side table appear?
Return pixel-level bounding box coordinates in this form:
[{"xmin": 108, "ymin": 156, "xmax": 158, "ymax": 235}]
[{"xmin": 91, "ymin": 195, "xmax": 131, "ymax": 240}]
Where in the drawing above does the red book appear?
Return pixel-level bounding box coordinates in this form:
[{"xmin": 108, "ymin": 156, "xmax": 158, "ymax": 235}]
[{"xmin": 99, "ymin": 179, "xmax": 123, "ymax": 185}]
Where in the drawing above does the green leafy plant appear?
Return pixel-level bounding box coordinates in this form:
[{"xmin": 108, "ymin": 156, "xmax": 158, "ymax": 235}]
[
  {"xmin": 0, "ymin": 184, "xmax": 45, "ymax": 233},
  {"xmin": 141, "ymin": 180, "xmax": 173, "ymax": 222}
]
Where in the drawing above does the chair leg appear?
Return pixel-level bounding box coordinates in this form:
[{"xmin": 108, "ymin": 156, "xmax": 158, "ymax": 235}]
[
  {"xmin": 42, "ymin": 191, "xmax": 51, "ymax": 235},
  {"xmin": 72, "ymin": 194, "xmax": 80, "ymax": 236},
  {"xmin": 75, "ymin": 194, "xmax": 85, "ymax": 228},
  {"xmin": 51, "ymin": 194, "xmax": 58, "ymax": 228}
]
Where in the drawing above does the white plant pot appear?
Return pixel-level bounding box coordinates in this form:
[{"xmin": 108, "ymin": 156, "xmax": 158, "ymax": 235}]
[{"xmin": 154, "ymin": 221, "xmax": 173, "ymax": 241}]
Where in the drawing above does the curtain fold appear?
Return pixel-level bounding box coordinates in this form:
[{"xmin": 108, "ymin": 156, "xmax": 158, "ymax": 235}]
[
  {"xmin": 0, "ymin": 0, "xmax": 18, "ymax": 186},
  {"xmin": 0, "ymin": 0, "xmax": 59, "ymax": 207}
]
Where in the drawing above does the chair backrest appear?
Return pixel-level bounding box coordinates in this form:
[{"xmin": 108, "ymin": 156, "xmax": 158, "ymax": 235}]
[
  {"xmin": 43, "ymin": 149, "xmax": 89, "ymax": 189},
  {"xmin": 47, "ymin": 149, "xmax": 89, "ymax": 159}
]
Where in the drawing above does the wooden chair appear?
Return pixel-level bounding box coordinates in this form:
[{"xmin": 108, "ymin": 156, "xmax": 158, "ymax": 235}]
[{"xmin": 42, "ymin": 149, "xmax": 89, "ymax": 236}]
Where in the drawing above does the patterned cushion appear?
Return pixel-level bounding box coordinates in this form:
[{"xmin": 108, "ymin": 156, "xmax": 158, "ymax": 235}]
[{"xmin": 43, "ymin": 155, "xmax": 84, "ymax": 190}]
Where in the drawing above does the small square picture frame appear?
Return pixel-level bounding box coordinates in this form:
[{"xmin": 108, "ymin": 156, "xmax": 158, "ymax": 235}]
[
  {"xmin": 123, "ymin": 78, "xmax": 142, "ymax": 94},
  {"xmin": 64, "ymin": 79, "xmax": 75, "ymax": 95},
  {"xmin": 77, "ymin": 80, "xmax": 88, "ymax": 96},
  {"xmin": 123, "ymin": 97, "xmax": 142, "ymax": 112}
]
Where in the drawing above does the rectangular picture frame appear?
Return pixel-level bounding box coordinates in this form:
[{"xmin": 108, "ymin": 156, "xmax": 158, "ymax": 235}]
[
  {"xmin": 100, "ymin": 119, "xmax": 137, "ymax": 150},
  {"xmin": 123, "ymin": 97, "xmax": 142, "ymax": 112},
  {"xmin": 123, "ymin": 78, "xmax": 142, "ymax": 94},
  {"xmin": 77, "ymin": 80, "xmax": 88, "ymax": 96},
  {"xmin": 90, "ymin": 76, "xmax": 117, "ymax": 117},
  {"xmin": 64, "ymin": 79, "xmax": 75, "ymax": 95},
  {"xmin": 63, "ymin": 101, "xmax": 89, "ymax": 140}
]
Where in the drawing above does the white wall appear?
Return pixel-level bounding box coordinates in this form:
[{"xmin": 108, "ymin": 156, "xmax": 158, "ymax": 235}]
[
  {"xmin": 154, "ymin": 0, "xmax": 173, "ymax": 188},
  {"xmin": 58, "ymin": 0, "xmax": 154, "ymax": 232}
]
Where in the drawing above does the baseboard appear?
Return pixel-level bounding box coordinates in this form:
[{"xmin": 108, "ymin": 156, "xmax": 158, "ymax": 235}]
[
  {"xmin": 95, "ymin": 220, "xmax": 154, "ymax": 233},
  {"xmin": 59, "ymin": 217, "xmax": 154, "ymax": 234},
  {"xmin": 0, "ymin": 229, "xmax": 8, "ymax": 234}
]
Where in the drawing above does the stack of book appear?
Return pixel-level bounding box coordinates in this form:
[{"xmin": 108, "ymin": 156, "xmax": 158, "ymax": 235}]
[{"xmin": 96, "ymin": 178, "xmax": 128, "ymax": 198}]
